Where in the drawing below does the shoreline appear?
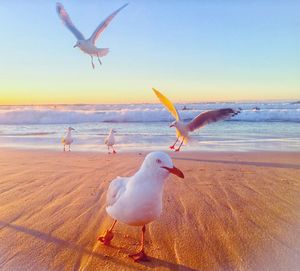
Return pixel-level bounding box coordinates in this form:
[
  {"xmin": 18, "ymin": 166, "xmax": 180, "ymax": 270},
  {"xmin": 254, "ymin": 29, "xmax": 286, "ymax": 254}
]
[{"xmin": 1, "ymin": 145, "xmax": 300, "ymax": 154}]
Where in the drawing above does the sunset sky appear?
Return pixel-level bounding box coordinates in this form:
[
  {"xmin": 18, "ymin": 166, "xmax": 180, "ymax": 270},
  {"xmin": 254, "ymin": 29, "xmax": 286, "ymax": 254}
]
[{"xmin": 0, "ymin": 0, "xmax": 299, "ymax": 104}]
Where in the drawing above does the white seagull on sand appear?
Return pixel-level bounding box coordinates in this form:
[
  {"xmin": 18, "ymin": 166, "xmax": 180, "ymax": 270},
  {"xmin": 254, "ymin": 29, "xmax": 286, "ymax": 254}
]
[
  {"xmin": 56, "ymin": 2, "xmax": 128, "ymax": 68},
  {"xmin": 153, "ymin": 88, "xmax": 240, "ymax": 151},
  {"xmin": 62, "ymin": 127, "xmax": 75, "ymax": 152},
  {"xmin": 104, "ymin": 129, "xmax": 117, "ymax": 154},
  {"xmin": 98, "ymin": 151, "xmax": 184, "ymax": 261}
]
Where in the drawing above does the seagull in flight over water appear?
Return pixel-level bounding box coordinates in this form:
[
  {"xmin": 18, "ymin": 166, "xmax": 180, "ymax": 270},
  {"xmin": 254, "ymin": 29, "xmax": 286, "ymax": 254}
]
[
  {"xmin": 56, "ymin": 2, "xmax": 128, "ymax": 68},
  {"xmin": 153, "ymin": 88, "xmax": 240, "ymax": 152}
]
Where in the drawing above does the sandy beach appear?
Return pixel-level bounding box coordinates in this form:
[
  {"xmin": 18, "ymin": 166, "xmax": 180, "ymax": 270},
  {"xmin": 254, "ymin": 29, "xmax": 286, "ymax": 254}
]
[{"xmin": 0, "ymin": 149, "xmax": 299, "ymax": 271}]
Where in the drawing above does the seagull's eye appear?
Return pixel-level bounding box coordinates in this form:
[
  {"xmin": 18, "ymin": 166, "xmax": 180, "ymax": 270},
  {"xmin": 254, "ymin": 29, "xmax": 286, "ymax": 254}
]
[{"xmin": 156, "ymin": 159, "xmax": 162, "ymax": 164}]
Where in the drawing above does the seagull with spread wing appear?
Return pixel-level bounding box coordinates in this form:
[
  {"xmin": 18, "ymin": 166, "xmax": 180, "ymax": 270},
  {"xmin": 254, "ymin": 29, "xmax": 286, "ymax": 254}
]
[
  {"xmin": 153, "ymin": 88, "xmax": 240, "ymax": 151},
  {"xmin": 56, "ymin": 2, "xmax": 128, "ymax": 68}
]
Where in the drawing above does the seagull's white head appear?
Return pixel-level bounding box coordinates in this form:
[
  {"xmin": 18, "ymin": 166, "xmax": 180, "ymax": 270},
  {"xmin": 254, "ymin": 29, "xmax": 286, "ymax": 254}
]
[
  {"xmin": 142, "ymin": 151, "xmax": 184, "ymax": 180},
  {"xmin": 110, "ymin": 129, "xmax": 116, "ymax": 133},
  {"xmin": 73, "ymin": 40, "xmax": 83, "ymax": 48},
  {"xmin": 170, "ymin": 120, "xmax": 178, "ymax": 128},
  {"xmin": 68, "ymin": 127, "xmax": 75, "ymax": 131}
]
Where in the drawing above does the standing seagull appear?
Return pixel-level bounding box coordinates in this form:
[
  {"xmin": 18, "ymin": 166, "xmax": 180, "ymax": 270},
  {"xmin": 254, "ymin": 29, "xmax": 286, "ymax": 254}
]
[
  {"xmin": 98, "ymin": 151, "xmax": 184, "ymax": 261},
  {"xmin": 104, "ymin": 129, "xmax": 117, "ymax": 154},
  {"xmin": 56, "ymin": 2, "xmax": 128, "ymax": 68},
  {"xmin": 153, "ymin": 88, "xmax": 240, "ymax": 151},
  {"xmin": 62, "ymin": 127, "xmax": 75, "ymax": 152}
]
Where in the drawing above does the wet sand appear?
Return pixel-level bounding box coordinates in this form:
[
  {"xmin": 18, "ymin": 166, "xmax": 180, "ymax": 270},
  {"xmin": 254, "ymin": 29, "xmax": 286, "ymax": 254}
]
[{"xmin": 0, "ymin": 149, "xmax": 299, "ymax": 270}]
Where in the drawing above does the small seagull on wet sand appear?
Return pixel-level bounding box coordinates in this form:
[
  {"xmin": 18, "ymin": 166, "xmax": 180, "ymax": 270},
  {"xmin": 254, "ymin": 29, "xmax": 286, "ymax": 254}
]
[
  {"xmin": 56, "ymin": 2, "xmax": 128, "ymax": 68},
  {"xmin": 62, "ymin": 127, "xmax": 75, "ymax": 152},
  {"xmin": 104, "ymin": 129, "xmax": 117, "ymax": 154},
  {"xmin": 153, "ymin": 88, "xmax": 240, "ymax": 151},
  {"xmin": 98, "ymin": 151, "xmax": 184, "ymax": 261}
]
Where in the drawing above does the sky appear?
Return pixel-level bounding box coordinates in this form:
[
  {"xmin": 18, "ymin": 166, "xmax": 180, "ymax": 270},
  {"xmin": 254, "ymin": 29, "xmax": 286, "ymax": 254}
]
[{"xmin": 0, "ymin": 0, "xmax": 299, "ymax": 104}]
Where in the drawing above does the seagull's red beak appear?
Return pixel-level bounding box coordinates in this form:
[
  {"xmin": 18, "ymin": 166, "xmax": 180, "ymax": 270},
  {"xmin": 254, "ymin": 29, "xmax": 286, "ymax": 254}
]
[{"xmin": 162, "ymin": 166, "xmax": 184, "ymax": 178}]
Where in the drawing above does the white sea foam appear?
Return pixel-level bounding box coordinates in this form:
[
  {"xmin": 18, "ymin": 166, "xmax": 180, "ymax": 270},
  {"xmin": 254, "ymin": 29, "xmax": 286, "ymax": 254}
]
[{"xmin": 0, "ymin": 102, "xmax": 299, "ymax": 124}]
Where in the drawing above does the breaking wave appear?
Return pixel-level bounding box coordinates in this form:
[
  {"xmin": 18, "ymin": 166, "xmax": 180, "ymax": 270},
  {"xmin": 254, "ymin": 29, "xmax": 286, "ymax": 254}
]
[{"xmin": 0, "ymin": 103, "xmax": 299, "ymax": 124}]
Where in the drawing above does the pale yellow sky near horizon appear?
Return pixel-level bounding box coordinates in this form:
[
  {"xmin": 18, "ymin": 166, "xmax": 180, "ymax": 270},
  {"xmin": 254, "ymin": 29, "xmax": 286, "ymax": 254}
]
[{"xmin": 1, "ymin": 91, "xmax": 298, "ymax": 105}]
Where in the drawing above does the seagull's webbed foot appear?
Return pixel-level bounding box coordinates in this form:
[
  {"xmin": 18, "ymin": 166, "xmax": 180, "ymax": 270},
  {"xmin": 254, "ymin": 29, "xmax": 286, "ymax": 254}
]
[
  {"xmin": 174, "ymin": 138, "xmax": 184, "ymax": 152},
  {"xmin": 170, "ymin": 138, "xmax": 179, "ymax": 150},
  {"xmin": 129, "ymin": 250, "xmax": 149, "ymax": 262},
  {"xmin": 98, "ymin": 230, "xmax": 114, "ymax": 246}
]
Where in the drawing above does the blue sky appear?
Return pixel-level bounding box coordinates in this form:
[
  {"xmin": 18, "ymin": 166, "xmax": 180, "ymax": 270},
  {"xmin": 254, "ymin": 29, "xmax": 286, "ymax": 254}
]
[{"xmin": 0, "ymin": 0, "xmax": 299, "ymax": 104}]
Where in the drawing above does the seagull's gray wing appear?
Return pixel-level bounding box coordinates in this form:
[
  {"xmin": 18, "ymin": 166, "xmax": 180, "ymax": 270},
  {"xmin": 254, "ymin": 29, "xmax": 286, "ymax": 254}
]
[
  {"xmin": 106, "ymin": 176, "xmax": 127, "ymax": 207},
  {"xmin": 187, "ymin": 108, "xmax": 240, "ymax": 132},
  {"xmin": 56, "ymin": 2, "xmax": 85, "ymax": 40},
  {"xmin": 88, "ymin": 3, "xmax": 128, "ymax": 45}
]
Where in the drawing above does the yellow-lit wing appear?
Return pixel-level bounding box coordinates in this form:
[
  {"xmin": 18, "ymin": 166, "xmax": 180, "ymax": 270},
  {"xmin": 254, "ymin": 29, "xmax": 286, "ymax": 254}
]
[{"xmin": 152, "ymin": 88, "xmax": 180, "ymax": 121}]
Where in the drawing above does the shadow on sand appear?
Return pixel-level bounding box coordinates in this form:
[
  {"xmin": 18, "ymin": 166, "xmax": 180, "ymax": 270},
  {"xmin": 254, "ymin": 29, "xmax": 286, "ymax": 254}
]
[
  {"xmin": 173, "ymin": 157, "xmax": 300, "ymax": 170},
  {"xmin": 138, "ymin": 256, "xmax": 199, "ymax": 271},
  {"xmin": 0, "ymin": 220, "xmax": 198, "ymax": 270},
  {"xmin": 0, "ymin": 220, "xmax": 110, "ymax": 260}
]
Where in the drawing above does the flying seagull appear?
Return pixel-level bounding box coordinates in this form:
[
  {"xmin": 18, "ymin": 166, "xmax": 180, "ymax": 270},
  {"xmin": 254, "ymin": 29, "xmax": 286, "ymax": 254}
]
[
  {"xmin": 98, "ymin": 151, "xmax": 184, "ymax": 261},
  {"xmin": 153, "ymin": 88, "xmax": 240, "ymax": 151},
  {"xmin": 56, "ymin": 2, "xmax": 128, "ymax": 68}
]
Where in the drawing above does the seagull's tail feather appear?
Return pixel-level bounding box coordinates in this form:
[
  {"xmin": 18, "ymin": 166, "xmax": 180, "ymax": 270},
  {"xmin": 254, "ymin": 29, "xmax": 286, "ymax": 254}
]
[
  {"xmin": 183, "ymin": 136, "xmax": 190, "ymax": 144},
  {"xmin": 176, "ymin": 130, "xmax": 189, "ymax": 144},
  {"xmin": 95, "ymin": 48, "xmax": 109, "ymax": 57}
]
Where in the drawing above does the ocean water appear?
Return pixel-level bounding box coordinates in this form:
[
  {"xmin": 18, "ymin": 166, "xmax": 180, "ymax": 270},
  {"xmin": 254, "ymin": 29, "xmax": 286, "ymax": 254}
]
[{"xmin": 0, "ymin": 102, "xmax": 299, "ymax": 152}]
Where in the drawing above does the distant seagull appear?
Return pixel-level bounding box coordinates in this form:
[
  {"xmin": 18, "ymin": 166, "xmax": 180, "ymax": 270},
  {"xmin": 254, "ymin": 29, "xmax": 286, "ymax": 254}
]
[
  {"xmin": 98, "ymin": 151, "xmax": 184, "ymax": 261},
  {"xmin": 153, "ymin": 88, "xmax": 240, "ymax": 151},
  {"xmin": 104, "ymin": 129, "xmax": 117, "ymax": 154},
  {"xmin": 62, "ymin": 127, "xmax": 75, "ymax": 151},
  {"xmin": 56, "ymin": 2, "xmax": 128, "ymax": 68}
]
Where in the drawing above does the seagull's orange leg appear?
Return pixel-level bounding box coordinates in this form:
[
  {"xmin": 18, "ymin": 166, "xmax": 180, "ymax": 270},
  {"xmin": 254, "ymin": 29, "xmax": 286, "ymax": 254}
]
[
  {"xmin": 98, "ymin": 219, "xmax": 117, "ymax": 245},
  {"xmin": 112, "ymin": 146, "xmax": 117, "ymax": 154},
  {"xmin": 175, "ymin": 137, "xmax": 184, "ymax": 152},
  {"xmin": 170, "ymin": 137, "xmax": 179, "ymax": 149},
  {"xmin": 129, "ymin": 225, "xmax": 149, "ymax": 262}
]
